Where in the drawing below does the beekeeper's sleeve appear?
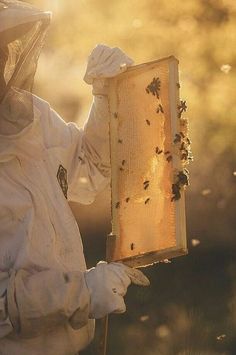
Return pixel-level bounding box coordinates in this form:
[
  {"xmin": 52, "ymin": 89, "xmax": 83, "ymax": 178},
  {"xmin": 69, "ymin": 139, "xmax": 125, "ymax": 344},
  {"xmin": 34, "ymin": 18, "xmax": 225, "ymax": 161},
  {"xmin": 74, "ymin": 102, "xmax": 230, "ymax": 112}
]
[
  {"xmin": 41, "ymin": 94, "xmax": 111, "ymax": 205},
  {"xmin": 0, "ymin": 268, "xmax": 91, "ymax": 338}
]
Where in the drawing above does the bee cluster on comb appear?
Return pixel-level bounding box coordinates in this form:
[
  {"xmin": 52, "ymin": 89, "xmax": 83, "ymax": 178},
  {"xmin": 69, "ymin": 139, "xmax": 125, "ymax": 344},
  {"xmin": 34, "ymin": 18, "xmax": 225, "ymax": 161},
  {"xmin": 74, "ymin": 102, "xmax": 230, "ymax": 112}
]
[
  {"xmin": 171, "ymin": 101, "xmax": 193, "ymax": 202},
  {"xmin": 144, "ymin": 76, "xmax": 192, "ymax": 203}
]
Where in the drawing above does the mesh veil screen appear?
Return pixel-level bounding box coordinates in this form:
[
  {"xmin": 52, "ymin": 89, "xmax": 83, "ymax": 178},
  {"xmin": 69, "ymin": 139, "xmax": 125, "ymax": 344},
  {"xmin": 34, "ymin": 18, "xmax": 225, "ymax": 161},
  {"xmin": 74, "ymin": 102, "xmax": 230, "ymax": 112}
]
[{"xmin": 0, "ymin": 0, "xmax": 50, "ymax": 135}]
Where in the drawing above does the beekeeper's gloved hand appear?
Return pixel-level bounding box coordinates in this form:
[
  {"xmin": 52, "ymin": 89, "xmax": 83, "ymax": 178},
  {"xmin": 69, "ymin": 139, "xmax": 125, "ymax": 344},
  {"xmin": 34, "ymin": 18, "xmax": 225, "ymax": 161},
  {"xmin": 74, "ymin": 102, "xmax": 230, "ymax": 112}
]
[
  {"xmin": 84, "ymin": 261, "xmax": 150, "ymax": 319},
  {"xmin": 84, "ymin": 44, "xmax": 134, "ymax": 95}
]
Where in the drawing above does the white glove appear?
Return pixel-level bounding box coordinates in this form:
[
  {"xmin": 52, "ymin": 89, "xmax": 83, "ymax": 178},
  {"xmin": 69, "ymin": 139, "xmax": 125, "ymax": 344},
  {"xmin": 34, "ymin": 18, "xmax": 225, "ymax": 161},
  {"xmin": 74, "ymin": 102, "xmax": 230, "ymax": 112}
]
[
  {"xmin": 84, "ymin": 44, "xmax": 134, "ymax": 95},
  {"xmin": 84, "ymin": 261, "xmax": 150, "ymax": 319}
]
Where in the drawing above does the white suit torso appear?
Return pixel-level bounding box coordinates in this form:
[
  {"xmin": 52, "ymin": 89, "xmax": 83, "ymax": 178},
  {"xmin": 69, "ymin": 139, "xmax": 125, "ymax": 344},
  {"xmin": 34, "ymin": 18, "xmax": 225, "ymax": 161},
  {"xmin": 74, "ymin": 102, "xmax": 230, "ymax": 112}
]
[{"xmin": 0, "ymin": 94, "xmax": 110, "ymax": 354}]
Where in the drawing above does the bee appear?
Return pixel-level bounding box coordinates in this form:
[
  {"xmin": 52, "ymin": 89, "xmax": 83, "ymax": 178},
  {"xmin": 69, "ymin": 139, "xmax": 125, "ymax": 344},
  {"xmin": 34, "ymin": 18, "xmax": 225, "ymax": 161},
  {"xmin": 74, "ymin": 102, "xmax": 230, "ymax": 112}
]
[
  {"xmin": 146, "ymin": 77, "xmax": 161, "ymax": 98},
  {"xmin": 176, "ymin": 83, "xmax": 181, "ymax": 89},
  {"xmin": 156, "ymin": 103, "xmax": 164, "ymax": 114},
  {"xmin": 186, "ymin": 138, "xmax": 191, "ymax": 145},
  {"xmin": 130, "ymin": 243, "xmax": 135, "ymax": 250},
  {"xmin": 171, "ymin": 183, "xmax": 181, "ymax": 201},
  {"xmin": 155, "ymin": 147, "xmax": 163, "ymax": 155},
  {"xmin": 114, "ymin": 112, "xmax": 118, "ymax": 118},
  {"xmin": 181, "ymin": 150, "xmax": 188, "ymax": 160},
  {"xmin": 115, "ymin": 202, "xmax": 120, "ymax": 209},
  {"xmin": 174, "ymin": 133, "xmax": 181, "ymax": 144},
  {"xmin": 164, "ymin": 151, "xmax": 170, "ymax": 155},
  {"xmin": 180, "ymin": 132, "xmax": 185, "ymax": 138},
  {"xmin": 146, "ymin": 119, "xmax": 151, "ymax": 126},
  {"xmin": 122, "ymin": 160, "xmax": 126, "ymax": 166},
  {"xmin": 118, "ymin": 139, "xmax": 123, "ymax": 144},
  {"xmin": 177, "ymin": 169, "xmax": 189, "ymax": 186},
  {"xmin": 188, "ymin": 153, "xmax": 194, "ymax": 161},
  {"xmin": 159, "ymin": 104, "xmax": 164, "ymax": 113},
  {"xmin": 120, "ymin": 167, "xmax": 124, "ymax": 171},
  {"xmin": 166, "ymin": 155, "xmax": 173, "ymax": 163},
  {"xmin": 178, "ymin": 100, "xmax": 187, "ymax": 118},
  {"xmin": 143, "ymin": 180, "xmax": 150, "ymax": 190},
  {"xmin": 171, "ymin": 169, "xmax": 190, "ymax": 202},
  {"xmin": 125, "ymin": 197, "xmax": 130, "ymax": 203},
  {"xmin": 145, "ymin": 198, "xmax": 150, "ymax": 204}
]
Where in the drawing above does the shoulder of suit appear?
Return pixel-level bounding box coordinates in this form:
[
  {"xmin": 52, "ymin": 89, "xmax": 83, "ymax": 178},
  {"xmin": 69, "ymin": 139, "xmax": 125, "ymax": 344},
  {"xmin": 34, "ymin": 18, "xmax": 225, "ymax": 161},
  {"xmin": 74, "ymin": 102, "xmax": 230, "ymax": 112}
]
[{"xmin": 32, "ymin": 94, "xmax": 51, "ymax": 114}]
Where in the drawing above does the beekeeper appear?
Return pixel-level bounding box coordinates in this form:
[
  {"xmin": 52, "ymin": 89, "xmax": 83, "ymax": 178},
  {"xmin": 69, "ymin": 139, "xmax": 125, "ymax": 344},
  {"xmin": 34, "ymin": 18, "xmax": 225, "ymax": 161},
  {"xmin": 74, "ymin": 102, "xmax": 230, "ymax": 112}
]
[{"xmin": 0, "ymin": 1, "xmax": 150, "ymax": 354}]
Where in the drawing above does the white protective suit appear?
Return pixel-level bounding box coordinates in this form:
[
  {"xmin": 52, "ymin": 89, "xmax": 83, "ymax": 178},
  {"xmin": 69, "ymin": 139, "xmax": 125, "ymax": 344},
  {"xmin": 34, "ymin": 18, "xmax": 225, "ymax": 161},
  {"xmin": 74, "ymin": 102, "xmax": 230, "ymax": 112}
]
[
  {"xmin": 0, "ymin": 3, "xmax": 150, "ymax": 354},
  {"xmin": 0, "ymin": 92, "xmax": 109, "ymax": 355}
]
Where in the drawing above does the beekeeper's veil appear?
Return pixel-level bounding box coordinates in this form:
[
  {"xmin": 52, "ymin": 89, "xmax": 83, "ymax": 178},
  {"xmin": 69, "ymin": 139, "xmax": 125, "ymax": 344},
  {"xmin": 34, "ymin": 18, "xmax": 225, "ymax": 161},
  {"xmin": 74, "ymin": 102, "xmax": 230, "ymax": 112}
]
[{"xmin": 0, "ymin": 0, "xmax": 51, "ymax": 135}]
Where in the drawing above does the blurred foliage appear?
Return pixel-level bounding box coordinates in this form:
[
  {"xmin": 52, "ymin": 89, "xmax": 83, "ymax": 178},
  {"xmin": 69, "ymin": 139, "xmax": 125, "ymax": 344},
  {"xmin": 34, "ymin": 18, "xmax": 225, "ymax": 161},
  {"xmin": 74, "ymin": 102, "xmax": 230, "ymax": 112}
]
[{"xmin": 27, "ymin": 0, "xmax": 236, "ymax": 354}]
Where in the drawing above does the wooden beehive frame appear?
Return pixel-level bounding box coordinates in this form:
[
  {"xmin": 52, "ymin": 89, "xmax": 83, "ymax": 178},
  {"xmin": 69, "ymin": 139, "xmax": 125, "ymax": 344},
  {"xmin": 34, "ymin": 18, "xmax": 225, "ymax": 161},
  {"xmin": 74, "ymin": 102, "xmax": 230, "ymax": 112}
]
[{"xmin": 107, "ymin": 56, "xmax": 189, "ymax": 267}]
